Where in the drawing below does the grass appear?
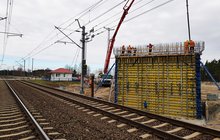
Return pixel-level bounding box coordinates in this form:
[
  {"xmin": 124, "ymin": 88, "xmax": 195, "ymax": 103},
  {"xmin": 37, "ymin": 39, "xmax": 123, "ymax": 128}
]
[{"xmin": 31, "ymin": 80, "xmax": 80, "ymax": 87}]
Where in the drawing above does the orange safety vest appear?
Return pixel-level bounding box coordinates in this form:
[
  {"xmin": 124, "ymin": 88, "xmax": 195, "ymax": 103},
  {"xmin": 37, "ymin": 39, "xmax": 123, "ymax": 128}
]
[{"xmin": 184, "ymin": 40, "xmax": 195, "ymax": 47}]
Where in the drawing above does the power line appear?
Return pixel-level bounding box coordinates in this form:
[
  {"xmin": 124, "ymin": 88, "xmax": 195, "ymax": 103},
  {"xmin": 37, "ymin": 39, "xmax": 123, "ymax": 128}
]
[
  {"xmin": 18, "ymin": 0, "xmax": 176, "ymax": 65},
  {"xmin": 70, "ymin": 47, "xmax": 80, "ymax": 67},
  {"xmin": 129, "ymin": 0, "xmax": 156, "ymax": 14},
  {"xmin": 18, "ymin": 0, "xmax": 109, "ymax": 62},
  {"xmin": 96, "ymin": 0, "xmax": 175, "ymax": 31},
  {"xmin": 1, "ymin": 0, "xmax": 13, "ymax": 65},
  {"xmin": 92, "ymin": 0, "xmax": 176, "ymax": 43},
  {"xmin": 92, "ymin": 0, "xmax": 156, "ymax": 33},
  {"xmin": 124, "ymin": 0, "xmax": 175, "ymax": 23},
  {"xmin": 59, "ymin": 0, "xmax": 109, "ymax": 29},
  {"xmin": 26, "ymin": 42, "xmax": 56, "ymax": 58},
  {"xmin": 65, "ymin": 0, "xmax": 126, "ymax": 38},
  {"xmin": 84, "ymin": 0, "xmax": 126, "ymax": 26},
  {"xmin": 92, "ymin": 0, "xmax": 146, "ymax": 29}
]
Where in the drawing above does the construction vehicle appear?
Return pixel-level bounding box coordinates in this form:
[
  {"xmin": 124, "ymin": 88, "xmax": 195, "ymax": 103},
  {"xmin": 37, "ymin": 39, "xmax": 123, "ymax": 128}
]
[
  {"xmin": 103, "ymin": 0, "xmax": 135, "ymax": 74},
  {"xmin": 96, "ymin": 74, "xmax": 113, "ymax": 87}
]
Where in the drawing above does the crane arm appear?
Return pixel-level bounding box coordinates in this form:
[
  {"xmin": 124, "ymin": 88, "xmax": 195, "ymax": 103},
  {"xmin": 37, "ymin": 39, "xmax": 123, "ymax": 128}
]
[{"xmin": 103, "ymin": 0, "xmax": 135, "ymax": 73}]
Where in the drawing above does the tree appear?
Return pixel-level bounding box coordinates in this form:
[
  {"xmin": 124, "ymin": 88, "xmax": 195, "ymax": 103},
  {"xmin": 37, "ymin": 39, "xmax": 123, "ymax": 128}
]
[{"xmin": 201, "ymin": 59, "xmax": 220, "ymax": 82}]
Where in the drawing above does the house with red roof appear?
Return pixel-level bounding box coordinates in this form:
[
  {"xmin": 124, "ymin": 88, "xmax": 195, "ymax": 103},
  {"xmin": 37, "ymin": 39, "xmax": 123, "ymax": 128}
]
[{"xmin": 49, "ymin": 68, "xmax": 72, "ymax": 81}]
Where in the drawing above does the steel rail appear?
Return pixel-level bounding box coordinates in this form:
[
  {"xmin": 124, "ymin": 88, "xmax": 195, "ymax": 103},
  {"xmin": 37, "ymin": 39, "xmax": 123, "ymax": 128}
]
[
  {"xmin": 20, "ymin": 80, "xmax": 220, "ymax": 138},
  {"xmin": 18, "ymin": 81, "xmax": 183, "ymax": 139},
  {"xmin": 5, "ymin": 80, "xmax": 50, "ymax": 140}
]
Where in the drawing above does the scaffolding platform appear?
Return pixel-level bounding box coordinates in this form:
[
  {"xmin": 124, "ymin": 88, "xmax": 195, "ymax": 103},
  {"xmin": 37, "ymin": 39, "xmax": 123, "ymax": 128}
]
[{"xmin": 113, "ymin": 41, "xmax": 205, "ymax": 57}]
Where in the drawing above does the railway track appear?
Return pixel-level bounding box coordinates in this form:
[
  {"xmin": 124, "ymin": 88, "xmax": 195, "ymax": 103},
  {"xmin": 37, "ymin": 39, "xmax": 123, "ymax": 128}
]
[
  {"xmin": 0, "ymin": 80, "xmax": 64, "ymax": 140},
  {"xmin": 8, "ymin": 80, "xmax": 220, "ymax": 140}
]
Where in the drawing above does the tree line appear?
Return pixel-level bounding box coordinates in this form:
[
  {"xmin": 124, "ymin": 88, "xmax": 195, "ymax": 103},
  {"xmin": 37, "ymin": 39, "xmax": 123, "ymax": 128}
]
[
  {"xmin": 201, "ymin": 59, "xmax": 220, "ymax": 82},
  {"xmin": 0, "ymin": 59, "xmax": 219, "ymax": 82}
]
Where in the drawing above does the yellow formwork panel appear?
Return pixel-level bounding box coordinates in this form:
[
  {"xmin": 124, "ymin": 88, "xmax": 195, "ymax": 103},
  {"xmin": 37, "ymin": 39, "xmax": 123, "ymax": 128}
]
[{"xmin": 117, "ymin": 55, "xmax": 197, "ymax": 118}]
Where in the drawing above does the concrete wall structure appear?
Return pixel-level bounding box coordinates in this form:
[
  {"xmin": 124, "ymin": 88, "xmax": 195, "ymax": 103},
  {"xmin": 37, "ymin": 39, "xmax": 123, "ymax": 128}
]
[{"xmin": 114, "ymin": 42, "xmax": 204, "ymax": 119}]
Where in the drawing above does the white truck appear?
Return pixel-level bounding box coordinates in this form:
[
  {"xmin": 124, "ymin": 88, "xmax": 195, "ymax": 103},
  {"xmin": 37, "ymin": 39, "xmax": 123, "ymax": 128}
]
[{"xmin": 96, "ymin": 74, "xmax": 113, "ymax": 87}]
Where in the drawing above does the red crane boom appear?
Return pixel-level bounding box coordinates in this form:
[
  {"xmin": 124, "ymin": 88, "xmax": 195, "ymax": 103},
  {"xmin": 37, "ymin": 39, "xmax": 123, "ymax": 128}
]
[{"xmin": 103, "ymin": 0, "xmax": 135, "ymax": 73}]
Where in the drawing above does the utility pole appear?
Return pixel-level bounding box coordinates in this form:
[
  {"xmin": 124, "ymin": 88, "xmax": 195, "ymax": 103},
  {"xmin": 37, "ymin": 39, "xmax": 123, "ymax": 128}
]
[
  {"xmin": 23, "ymin": 59, "xmax": 25, "ymax": 76},
  {"xmin": 76, "ymin": 19, "xmax": 87, "ymax": 94},
  {"xmin": 104, "ymin": 27, "xmax": 114, "ymax": 47},
  {"xmin": 55, "ymin": 20, "xmax": 87, "ymax": 94},
  {"xmin": 0, "ymin": 17, "xmax": 7, "ymax": 21},
  {"xmin": 32, "ymin": 58, "xmax": 34, "ymax": 77}
]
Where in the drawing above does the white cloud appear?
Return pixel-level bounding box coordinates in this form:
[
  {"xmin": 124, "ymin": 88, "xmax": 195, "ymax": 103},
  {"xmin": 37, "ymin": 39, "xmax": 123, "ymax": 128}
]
[{"xmin": 0, "ymin": 0, "xmax": 220, "ymax": 71}]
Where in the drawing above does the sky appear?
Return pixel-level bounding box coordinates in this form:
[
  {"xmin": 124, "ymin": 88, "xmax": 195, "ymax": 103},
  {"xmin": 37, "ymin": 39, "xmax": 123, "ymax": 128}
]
[{"xmin": 0, "ymin": 0, "xmax": 220, "ymax": 73}]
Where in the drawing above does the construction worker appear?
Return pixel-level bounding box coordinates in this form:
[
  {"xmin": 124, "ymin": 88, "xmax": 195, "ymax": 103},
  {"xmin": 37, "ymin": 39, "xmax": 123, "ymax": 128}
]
[
  {"xmin": 189, "ymin": 40, "xmax": 195, "ymax": 53},
  {"xmin": 144, "ymin": 101, "xmax": 148, "ymax": 108},
  {"xmin": 89, "ymin": 78, "xmax": 92, "ymax": 88},
  {"xmin": 184, "ymin": 41, "xmax": 189, "ymax": 54},
  {"xmin": 127, "ymin": 45, "xmax": 132, "ymax": 56},
  {"xmin": 121, "ymin": 45, "xmax": 125, "ymax": 56},
  {"xmin": 184, "ymin": 40, "xmax": 195, "ymax": 54},
  {"xmin": 133, "ymin": 47, "xmax": 137, "ymax": 56},
  {"xmin": 147, "ymin": 43, "xmax": 153, "ymax": 55}
]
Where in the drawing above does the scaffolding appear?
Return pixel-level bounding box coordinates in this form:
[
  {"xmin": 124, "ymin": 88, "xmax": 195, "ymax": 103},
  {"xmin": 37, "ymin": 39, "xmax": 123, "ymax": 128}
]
[
  {"xmin": 113, "ymin": 41, "xmax": 205, "ymax": 57},
  {"xmin": 114, "ymin": 41, "xmax": 204, "ymax": 119}
]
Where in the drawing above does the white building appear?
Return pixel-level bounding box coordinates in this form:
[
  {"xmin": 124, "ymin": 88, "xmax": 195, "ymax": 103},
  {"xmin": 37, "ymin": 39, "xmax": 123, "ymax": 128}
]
[{"xmin": 50, "ymin": 68, "xmax": 72, "ymax": 81}]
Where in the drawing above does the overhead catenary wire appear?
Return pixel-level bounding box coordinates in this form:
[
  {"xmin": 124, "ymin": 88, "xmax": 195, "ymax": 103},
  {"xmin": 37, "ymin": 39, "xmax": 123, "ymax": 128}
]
[
  {"xmin": 84, "ymin": 0, "xmax": 126, "ymax": 26},
  {"xmin": 66, "ymin": 0, "xmax": 126, "ymax": 35},
  {"xmin": 22, "ymin": 29, "xmax": 83, "ymax": 59},
  {"xmin": 94, "ymin": 0, "xmax": 176, "ymax": 31},
  {"xmin": 17, "ymin": 0, "xmax": 177, "ymax": 69},
  {"xmin": 70, "ymin": 47, "xmax": 80, "ymax": 67},
  {"xmin": 1, "ymin": 0, "xmax": 9, "ymax": 64},
  {"xmin": 124, "ymin": 0, "xmax": 175, "ymax": 23},
  {"xmin": 18, "ymin": 0, "xmax": 109, "ymax": 62},
  {"xmin": 18, "ymin": 0, "xmax": 125, "ymax": 62},
  {"xmin": 34, "ymin": 0, "xmax": 174, "ymax": 59},
  {"xmin": 59, "ymin": 0, "xmax": 109, "ymax": 30},
  {"xmin": 92, "ymin": 0, "xmax": 148, "ymax": 30},
  {"xmin": 92, "ymin": 0, "xmax": 156, "ymax": 33},
  {"xmin": 25, "ymin": 42, "xmax": 56, "ymax": 59},
  {"xmin": 1, "ymin": 0, "xmax": 13, "ymax": 65}
]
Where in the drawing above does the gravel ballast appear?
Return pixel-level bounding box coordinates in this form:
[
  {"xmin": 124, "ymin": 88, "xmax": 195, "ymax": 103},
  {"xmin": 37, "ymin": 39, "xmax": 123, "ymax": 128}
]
[{"xmin": 10, "ymin": 81, "xmax": 147, "ymax": 140}]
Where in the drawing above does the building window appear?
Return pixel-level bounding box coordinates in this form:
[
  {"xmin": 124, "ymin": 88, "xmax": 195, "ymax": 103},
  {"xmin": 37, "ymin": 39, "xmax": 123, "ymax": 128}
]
[
  {"xmin": 56, "ymin": 73, "xmax": 60, "ymax": 77},
  {"xmin": 64, "ymin": 74, "xmax": 66, "ymax": 77}
]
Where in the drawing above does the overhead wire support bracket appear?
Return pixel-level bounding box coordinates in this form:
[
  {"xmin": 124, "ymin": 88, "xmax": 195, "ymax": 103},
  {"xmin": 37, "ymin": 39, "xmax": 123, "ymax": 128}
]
[
  {"xmin": 0, "ymin": 31, "xmax": 23, "ymax": 37},
  {"xmin": 75, "ymin": 19, "xmax": 82, "ymax": 28},
  {"xmin": 0, "ymin": 17, "xmax": 7, "ymax": 21},
  {"xmin": 55, "ymin": 40, "xmax": 76, "ymax": 45},
  {"xmin": 54, "ymin": 26, "xmax": 82, "ymax": 49}
]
